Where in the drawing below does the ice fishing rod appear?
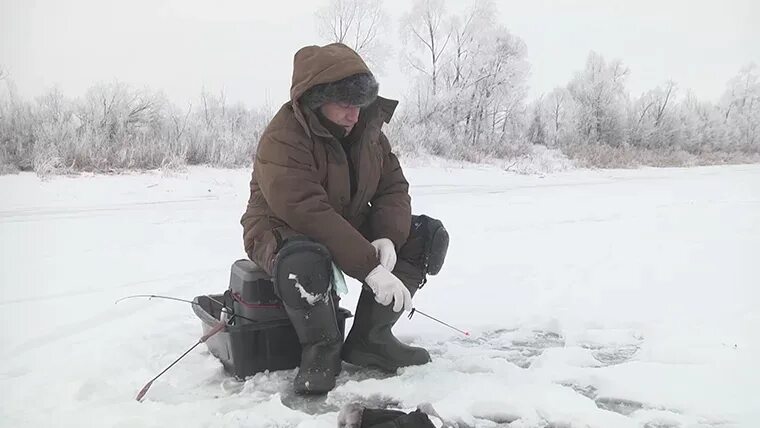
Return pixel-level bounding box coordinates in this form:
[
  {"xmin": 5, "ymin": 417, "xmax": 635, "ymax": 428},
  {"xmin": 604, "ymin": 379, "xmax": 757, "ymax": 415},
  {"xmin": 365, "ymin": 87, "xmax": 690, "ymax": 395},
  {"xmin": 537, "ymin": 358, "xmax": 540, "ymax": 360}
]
[
  {"xmin": 135, "ymin": 321, "xmax": 225, "ymax": 402},
  {"xmin": 116, "ymin": 294, "xmax": 201, "ymax": 306},
  {"xmin": 119, "ymin": 294, "xmax": 474, "ymax": 337},
  {"xmin": 115, "ymin": 293, "xmax": 258, "ymax": 324},
  {"xmin": 116, "ymin": 293, "xmax": 255, "ymax": 401},
  {"xmin": 408, "ymin": 308, "xmax": 471, "ymax": 337}
]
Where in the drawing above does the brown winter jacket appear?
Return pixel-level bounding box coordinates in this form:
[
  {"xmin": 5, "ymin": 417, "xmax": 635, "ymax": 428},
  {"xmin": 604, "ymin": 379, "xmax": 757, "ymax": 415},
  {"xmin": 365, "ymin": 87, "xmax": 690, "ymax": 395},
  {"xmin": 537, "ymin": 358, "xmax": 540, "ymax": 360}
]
[{"xmin": 240, "ymin": 43, "xmax": 411, "ymax": 281}]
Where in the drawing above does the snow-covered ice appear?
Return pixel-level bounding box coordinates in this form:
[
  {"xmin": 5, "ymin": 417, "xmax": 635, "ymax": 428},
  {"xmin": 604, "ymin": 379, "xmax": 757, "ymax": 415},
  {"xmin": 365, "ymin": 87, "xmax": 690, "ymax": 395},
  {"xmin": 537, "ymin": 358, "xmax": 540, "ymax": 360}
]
[{"xmin": 0, "ymin": 164, "xmax": 758, "ymax": 427}]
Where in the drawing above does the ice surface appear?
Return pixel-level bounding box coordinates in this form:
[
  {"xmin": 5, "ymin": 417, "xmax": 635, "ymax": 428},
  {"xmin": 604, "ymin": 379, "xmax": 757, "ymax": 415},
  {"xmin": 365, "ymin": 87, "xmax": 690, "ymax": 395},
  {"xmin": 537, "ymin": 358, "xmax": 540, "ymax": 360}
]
[{"xmin": 0, "ymin": 164, "xmax": 758, "ymax": 427}]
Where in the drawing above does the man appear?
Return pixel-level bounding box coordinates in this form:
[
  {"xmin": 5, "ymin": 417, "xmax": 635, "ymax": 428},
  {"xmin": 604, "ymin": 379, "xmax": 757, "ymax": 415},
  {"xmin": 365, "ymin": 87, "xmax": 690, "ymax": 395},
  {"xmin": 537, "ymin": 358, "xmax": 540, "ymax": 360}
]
[{"xmin": 241, "ymin": 43, "xmax": 448, "ymax": 395}]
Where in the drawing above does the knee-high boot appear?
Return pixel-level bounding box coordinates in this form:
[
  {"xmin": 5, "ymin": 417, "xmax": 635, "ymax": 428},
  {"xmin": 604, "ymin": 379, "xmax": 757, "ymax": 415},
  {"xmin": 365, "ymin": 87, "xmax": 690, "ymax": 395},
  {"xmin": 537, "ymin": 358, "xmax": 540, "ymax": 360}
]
[{"xmin": 341, "ymin": 259, "xmax": 430, "ymax": 372}]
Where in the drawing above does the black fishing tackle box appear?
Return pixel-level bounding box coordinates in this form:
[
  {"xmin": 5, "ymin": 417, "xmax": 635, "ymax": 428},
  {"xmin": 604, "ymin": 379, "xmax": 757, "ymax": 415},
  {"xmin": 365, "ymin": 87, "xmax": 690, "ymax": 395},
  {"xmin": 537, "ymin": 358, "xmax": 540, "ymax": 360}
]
[{"xmin": 193, "ymin": 259, "xmax": 351, "ymax": 380}]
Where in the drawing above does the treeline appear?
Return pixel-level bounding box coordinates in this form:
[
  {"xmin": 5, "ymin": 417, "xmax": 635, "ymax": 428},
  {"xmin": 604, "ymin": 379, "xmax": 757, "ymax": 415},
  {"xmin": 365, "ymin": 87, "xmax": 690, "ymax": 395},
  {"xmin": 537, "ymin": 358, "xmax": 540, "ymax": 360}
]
[
  {"xmin": 0, "ymin": 79, "xmax": 272, "ymax": 175},
  {"xmin": 378, "ymin": 0, "xmax": 759, "ymax": 167},
  {"xmin": 1, "ymin": 0, "xmax": 759, "ymax": 176},
  {"xmin": 526, "ymin": 55, "xmax": 760, "ymax": 167}
]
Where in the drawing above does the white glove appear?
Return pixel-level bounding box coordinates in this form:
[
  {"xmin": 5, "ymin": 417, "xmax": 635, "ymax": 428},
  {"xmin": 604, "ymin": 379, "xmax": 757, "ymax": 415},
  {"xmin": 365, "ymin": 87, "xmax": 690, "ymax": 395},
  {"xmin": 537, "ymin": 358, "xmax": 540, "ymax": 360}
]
[
  {"xmin": 364, "ymin": 265, "xmax": 412, "ymax": 312},
  {"xmin": 370, "ymin": 238, "xmax": 397, "ymax": 271}
]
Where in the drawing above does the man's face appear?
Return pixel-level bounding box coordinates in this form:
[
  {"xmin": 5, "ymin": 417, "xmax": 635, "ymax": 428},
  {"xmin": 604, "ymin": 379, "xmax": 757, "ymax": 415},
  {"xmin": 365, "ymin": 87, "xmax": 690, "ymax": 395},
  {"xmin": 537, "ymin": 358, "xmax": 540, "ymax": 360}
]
[{"xmin": 319, "ymin": 102, "xmax": 361, "ymax": 134}]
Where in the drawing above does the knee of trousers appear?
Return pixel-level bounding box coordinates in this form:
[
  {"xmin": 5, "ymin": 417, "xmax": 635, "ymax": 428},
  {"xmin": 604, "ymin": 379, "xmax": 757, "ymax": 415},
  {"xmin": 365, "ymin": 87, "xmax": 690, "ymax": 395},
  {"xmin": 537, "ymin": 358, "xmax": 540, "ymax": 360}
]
[
  {"xmin": 272, "ymin": 237, "xmax": 333, "ymax": 309},
  {"xmin": 392, "ymin": 259, "xmax": 426, "ymax": 295}
]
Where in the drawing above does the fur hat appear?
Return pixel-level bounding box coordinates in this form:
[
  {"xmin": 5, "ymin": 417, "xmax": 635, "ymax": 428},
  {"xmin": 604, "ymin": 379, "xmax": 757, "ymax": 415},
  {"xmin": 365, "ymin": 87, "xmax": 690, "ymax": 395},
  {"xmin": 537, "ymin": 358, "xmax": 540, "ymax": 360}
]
[{"xmin": 300, "ymin": 73, "xmax": 379, "ymax": 109}]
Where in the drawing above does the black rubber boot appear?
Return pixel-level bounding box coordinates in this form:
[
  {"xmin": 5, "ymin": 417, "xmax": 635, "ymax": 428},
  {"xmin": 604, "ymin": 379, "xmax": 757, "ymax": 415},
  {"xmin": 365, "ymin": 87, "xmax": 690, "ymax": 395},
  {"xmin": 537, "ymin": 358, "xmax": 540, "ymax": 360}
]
[
  {"xmin": 343, "ymin": 214, "xmax": 449, "ymax": 372},
  {"xmin": 273, "ymin": 238, "xmax": 343, "ymax": 395},
  {"xmin": 285, "ymin": 296, "xmax": 342, "ymax": 394},
  {"xmin": 342, "ymin": 260, "xmax": 431, "ymax": 372}
]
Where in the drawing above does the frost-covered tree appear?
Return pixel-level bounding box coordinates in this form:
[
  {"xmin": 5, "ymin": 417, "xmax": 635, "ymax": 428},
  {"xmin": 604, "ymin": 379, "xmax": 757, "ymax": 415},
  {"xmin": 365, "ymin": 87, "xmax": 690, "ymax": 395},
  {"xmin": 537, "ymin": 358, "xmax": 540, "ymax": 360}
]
[
  {"xmin": 0, "ymin": 70, "xmax": 36, "ymax": 172},
  {"xmin": 721, "ymin": 63, "xmax": 759, "ymax": 150},
  {"xmin": 676, "ymin": 91, "xmax": 729, "ymax": 152},
  {"xmin": 456, "ymin": 25, "xmax": 529, "ymax": 148},
  {"xmin": 527, "ymin": 98, "xmax": 546, "ymax": 146},
  {"xmin": 628, "ymin": 81, "xmax": 679, "ymax": 149},
  {"xmin": 534, "ymin": 87, "xmax": 577, "ymax": 148},
  {"xmin": 567, "ymin": 52, "xmax": 629, "ymax": 146},
  {"xmin": 315, "ymin": 0, "xmax": 391, "ymax": 71},
  {"xmin": 397, "ymin": 0, "xmax": 529, "ymax": 158},
  {"xmin": 442, "ymin": 1, "xmax": 495, "ymax": 89}
]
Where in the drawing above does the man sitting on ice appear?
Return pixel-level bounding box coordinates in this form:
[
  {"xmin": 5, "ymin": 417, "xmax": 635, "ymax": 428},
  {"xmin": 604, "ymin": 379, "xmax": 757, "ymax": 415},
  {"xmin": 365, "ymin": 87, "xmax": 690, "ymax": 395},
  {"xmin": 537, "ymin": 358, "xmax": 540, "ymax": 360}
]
[{"xmin": 241, "ymin": 43, "xmax": 448, "ymax": 395}]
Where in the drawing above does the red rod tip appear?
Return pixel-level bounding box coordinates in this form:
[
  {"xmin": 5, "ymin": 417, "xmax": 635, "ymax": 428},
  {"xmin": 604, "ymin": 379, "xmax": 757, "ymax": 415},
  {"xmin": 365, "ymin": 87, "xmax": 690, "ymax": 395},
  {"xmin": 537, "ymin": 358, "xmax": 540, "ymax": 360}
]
[{"xmin": 136, "ymin": 381, "xmax": 153, "ymax": 402}]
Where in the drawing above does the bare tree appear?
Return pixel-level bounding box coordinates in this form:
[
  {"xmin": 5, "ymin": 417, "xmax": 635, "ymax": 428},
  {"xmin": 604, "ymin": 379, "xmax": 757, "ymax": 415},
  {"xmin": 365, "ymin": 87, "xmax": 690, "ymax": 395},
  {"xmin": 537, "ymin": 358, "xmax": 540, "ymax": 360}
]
[
  {"xmin": 397, "ymin": 0, "xmax": 529, "ymax": 158},
  {"xmin": 443, "ymin": 1, "xmax": 495, "ymax": 89},
  {"xmin": 400, "ymin": 0, "xmax": 451, "ymax": 96},
  {"xmin": 527, "ymin": 96, "xmax": 546, "ymax": 146},
  {"xmin": 653, "ymin": 80, "xmax": 676, "ymax": 128},
  {"xmin": 315, "ymin": 0, "xmax": 390, "ymax": 71},
  {"xmin": 629, "ymin": 80, "xmax": 678, "ymax": 149}
]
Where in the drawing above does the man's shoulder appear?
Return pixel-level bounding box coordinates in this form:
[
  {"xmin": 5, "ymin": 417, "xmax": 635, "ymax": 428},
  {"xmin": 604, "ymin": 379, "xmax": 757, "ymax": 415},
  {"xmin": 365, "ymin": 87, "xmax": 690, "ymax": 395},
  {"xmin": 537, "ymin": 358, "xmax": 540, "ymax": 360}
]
[
  {"xmin": 263, "ymin": 103, "xmax": 309, "ymax": 141},
  {"xmin": 259, "ymin": 104, "xmax": 314, "ymax": 152},
  {"xmin": 257, "ymin": 103, "xmax": 314, "ymax": 161}
]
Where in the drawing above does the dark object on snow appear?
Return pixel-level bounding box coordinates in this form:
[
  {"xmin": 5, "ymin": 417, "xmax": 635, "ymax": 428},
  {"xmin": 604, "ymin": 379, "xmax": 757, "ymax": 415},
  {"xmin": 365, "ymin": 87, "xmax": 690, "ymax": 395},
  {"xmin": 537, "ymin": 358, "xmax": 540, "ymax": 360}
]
[
  {"xmin": 193, "ymin": 259, "xmax": 351, "ymax": 380},
  {"xmin": 360, "ymin": 409, "xmax": 435, "ymax": 428},
  {"xmin": 405, "ymin": 215, "xmax": 449, "ymax": 283},
  {"xmin": 272, "ymin": 238, "xmax": 344, "ymax": 394},
  {"xmin": 229, "ymin": 259, "xmax": 286, "ymax": 323},
  {"xmin": 338, "ymin": 403, "xmax": 441, "ymax": 428}
]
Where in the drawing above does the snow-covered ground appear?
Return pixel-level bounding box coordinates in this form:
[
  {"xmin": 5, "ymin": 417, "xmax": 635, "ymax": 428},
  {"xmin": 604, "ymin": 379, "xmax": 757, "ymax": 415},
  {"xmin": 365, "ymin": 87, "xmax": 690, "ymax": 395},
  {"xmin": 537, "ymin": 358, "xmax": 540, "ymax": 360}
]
[{"xmin": 1, "ymin": 164, "xmax": 758, "ymax": 428}]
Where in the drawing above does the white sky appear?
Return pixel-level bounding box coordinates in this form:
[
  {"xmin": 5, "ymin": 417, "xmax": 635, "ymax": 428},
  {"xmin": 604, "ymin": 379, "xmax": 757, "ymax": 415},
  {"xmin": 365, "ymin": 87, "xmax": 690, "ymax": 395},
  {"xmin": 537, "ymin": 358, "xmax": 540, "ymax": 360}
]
[{"xmin": 1, "ymin": 0, "xmax": 758, "ymax": 107}]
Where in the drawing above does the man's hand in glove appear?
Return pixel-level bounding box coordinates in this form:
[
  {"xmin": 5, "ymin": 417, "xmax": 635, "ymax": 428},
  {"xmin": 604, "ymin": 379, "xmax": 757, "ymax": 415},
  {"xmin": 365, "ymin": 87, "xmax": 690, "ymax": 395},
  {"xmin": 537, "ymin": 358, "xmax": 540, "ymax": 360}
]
[
  {"xmin": 364, "ymin": 265, "xmax": 412, "ymax": 312},
  {"xmin": 370, "ymin": 238, "xmax": 397, "ymax": 271}
]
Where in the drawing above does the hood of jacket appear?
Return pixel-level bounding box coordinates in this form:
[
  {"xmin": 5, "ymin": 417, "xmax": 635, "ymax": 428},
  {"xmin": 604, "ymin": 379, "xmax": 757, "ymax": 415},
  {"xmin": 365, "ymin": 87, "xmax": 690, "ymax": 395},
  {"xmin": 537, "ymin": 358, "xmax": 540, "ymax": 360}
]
[{"xmin": 289, "ymin": 43, "xmax": 375, "ymax": 137}]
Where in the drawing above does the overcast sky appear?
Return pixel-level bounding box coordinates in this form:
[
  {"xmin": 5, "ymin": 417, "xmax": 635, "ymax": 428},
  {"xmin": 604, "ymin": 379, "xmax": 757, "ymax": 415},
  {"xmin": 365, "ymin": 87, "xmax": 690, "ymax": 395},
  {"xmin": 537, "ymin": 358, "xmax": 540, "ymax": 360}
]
[{"xmin": 1, "ymin": 0, "xmax": 758, "ymax": 107}]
